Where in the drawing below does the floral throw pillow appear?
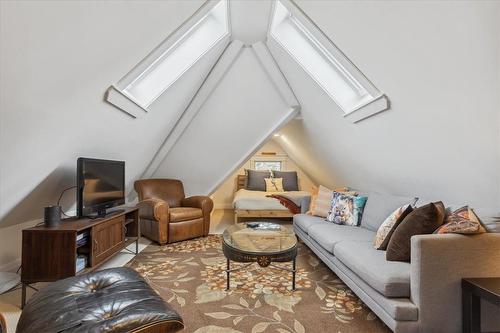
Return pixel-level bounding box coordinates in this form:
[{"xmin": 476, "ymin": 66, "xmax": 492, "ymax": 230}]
[
  {"xmin": 435, "ymin": 206, "xmax": 486, "ymax": 234},
  {"xmin": 374, "ymin": 204, "xmax": 413, "ymax": 250},
  {"xmin": 326, "ymin": 192, "xmax": 368, "ymax": 226}
]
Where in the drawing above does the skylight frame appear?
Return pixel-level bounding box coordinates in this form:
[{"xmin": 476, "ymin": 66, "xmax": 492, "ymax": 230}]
[
  {"xmin": 267, "ymin": 0, "xmax": 389, "ymax": 120},
  {"xmin": 107, "ymin": 0, "xmax": 232, "ymax": 115}
]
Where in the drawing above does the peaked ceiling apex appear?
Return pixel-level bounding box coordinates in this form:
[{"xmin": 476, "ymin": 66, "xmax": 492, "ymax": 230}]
[{"xmin": 105, "ymin": 0, "xmax": 388, "ymax": 123}]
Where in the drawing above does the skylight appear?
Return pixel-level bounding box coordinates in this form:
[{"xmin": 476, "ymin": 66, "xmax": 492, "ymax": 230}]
[
  {"xmin": 269, "ymin": 0, "xmax": 386, "ymax": 116},
  {"xmin": 115, "ymin": 0, "xmax": 230, "ymax": 110}
]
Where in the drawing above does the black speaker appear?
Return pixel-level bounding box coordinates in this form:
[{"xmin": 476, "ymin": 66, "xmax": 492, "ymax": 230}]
[{"xmin": 44, "ymin": 206, "xmax": 61, "ymax": 227}]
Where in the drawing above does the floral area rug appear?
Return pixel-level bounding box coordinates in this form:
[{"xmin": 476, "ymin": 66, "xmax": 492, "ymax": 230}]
[{"xmin": 126, "ymin": 235, "xmax": 390, "ymax": 333}]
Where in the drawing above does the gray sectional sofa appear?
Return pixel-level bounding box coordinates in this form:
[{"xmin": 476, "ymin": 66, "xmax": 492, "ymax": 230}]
[{"xmin": 293, "ymin": 192, "xmax": 500, "ymax": 333}]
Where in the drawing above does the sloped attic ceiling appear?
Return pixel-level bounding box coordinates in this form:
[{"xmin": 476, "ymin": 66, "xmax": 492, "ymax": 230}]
[
  {"xmin": 147, "ymin": 0, "xmax": 499, "ymax": 216},
  {"xmin": 152, "ymin": 46, "xmax": 297, "ymax": 195},
  {"xmin": 272, "ymin": 0, "xmax": 500, "ymax": 215},
  {"xmin": 107, "ymin": 0, "xmax": 389, "ymax": 197},
  {"xmin": 0, "ymin": 0, "xmax": 219, "ymax": 228}
]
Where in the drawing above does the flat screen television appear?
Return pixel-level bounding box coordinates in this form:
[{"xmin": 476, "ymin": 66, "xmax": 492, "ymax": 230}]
[{"xmin": 77, "ymin": 158, "xmax": 125, "ymax": 217}]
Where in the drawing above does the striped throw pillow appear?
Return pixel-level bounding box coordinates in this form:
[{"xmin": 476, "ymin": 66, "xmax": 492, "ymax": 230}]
[
  {"xmin": 309, "ymin": 185, "xmax": 355, "ymax": 217},
  {"xmin": 312, "ymin": 185, "xmax": 334, "ymax": 217}
]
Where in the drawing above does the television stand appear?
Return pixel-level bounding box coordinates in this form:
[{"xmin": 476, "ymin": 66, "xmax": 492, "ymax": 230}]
[{"xmin": 21, "ymin": 207, "xmax": 139, "ymax": 308}]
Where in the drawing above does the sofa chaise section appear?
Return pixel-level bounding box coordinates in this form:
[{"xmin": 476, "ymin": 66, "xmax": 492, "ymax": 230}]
[
  {"xmin": 294, "ymin": 189, "xmax": 500, "ymax": 333},
  {"xmin": 294, "ymin": 222, "xmax": 419, "ymax": 332},
  {"xmin": 334, "ymin": 240, "xmax": 411, "ymax": 298}
]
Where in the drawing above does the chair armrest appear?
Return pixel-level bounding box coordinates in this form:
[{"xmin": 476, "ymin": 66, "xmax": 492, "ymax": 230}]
[
  {"xmin": 182, "ymin": 196, "xmax": 214, "ymax": 236},
  {"xmin": 181, "ymin": 196, "xmax": 214, "ymax": 214},
  {"xmin": 136, "ymin": 198, "xmax": 169, "ymax": 221},
  {"xmin": 410, "ymin": 233, "xmax": 500, "ymax": 332}
]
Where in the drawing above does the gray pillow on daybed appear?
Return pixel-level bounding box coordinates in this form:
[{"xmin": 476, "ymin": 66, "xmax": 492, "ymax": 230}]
[
  {"xmin": 245, "ymin": 169, "xmax": 271, "ymax": 191},
  {"xmin": 272, "ymin": 171, "xmax": 299, "ymax": 191}
]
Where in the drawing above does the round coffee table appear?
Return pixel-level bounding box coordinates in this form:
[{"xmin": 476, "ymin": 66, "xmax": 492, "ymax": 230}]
[{"xmin": 222, "ymin": 222, "xmax": 298, "ymax": 291}]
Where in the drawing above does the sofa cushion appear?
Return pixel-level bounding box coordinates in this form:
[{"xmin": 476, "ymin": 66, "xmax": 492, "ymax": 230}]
[
  {"xmin": 293, "ymin": 214, "xmax": 324, "ymax": 234},
  {"xmin": 308, "ymin": 223, "xmax": 375, "ymax": 254},
  {"xmin": 331, "ymin": 257, "xmax": 418, "ymax": 321},
  {"xmin": 169, "ymin": 207, "xmax": 203, "ymax": 222},
  {"xmin": 361, "ymin": 192, "xmax": 418, "ymax": 231},
  {"xmin": 334, "ymin": 241, "xmax": 411, "ymax": 297}
]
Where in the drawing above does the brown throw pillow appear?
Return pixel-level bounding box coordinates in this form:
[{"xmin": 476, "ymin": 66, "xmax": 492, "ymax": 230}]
[
  {"xmin": 245, "ymin": 169, "xmax": 271, "ymax": 191},
  {"xmin": 386, "ymin": 202, "xmax": 445, "ymax": 262}
]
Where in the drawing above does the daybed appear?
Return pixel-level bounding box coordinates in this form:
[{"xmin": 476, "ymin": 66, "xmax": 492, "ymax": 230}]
[{"xmin": 233, "ymin": 174, "xmax": 311, "ymax": 222}]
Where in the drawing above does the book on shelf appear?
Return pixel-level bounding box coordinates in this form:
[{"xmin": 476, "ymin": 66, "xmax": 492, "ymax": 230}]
[
  {"xmin": 76, "ymin": 255, "xmax": 87, "ymax": 273},
  {"xmin": 76, "ymin": 231, "xmax": 90, "ymax": 246}
]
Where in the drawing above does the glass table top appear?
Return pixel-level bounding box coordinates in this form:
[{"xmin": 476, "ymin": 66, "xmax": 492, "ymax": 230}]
[{"xmin": 222, "ymin": 222, "xmax": 297, "ymax": 254}]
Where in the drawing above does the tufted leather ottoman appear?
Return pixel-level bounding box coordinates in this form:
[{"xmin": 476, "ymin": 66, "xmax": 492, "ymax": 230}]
[{"xmin": 16, "ymin": 267, "xmax": 183, "ymax": 333}]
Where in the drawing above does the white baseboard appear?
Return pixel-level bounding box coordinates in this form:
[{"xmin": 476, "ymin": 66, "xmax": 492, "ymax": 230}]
[
  {"xmin": 0, "ymin": 218, "xmax": 42, "ymax": 273},
  {"xmin": 0, "ymin": 259, "xmax": 21, "ymax": 273},
  {"xmin": 213, "ymin": 204, "xmax": 233, "ymax": 210}
]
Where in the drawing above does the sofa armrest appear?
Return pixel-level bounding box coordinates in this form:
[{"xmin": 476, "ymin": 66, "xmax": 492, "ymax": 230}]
[
  {"xmin": 182, "ymin": 196, "xmax": 213, "ymax": 236},
  {"xmin": 410, "ymin": 233, "xmax": 500, "ymax": 333},
  {"xmin": 136, "ymin": 198, "xmax": 169, "ymax": 222}
]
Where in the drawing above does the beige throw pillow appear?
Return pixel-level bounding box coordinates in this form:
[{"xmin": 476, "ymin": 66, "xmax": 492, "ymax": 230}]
[
  {"xmin": 265, "ymin": 178, "xmax": 284, "ymax": 192},
  {"xmin": 311, "ymin": 185, "xmax": 333, "ymax": 217},
  {"xmin": 374, "ymin": 204, "xmax": 413, "ymax": 250},
  {"xmin": 306, "ymin": 185, "xmax": 320, "ymax": 215}
]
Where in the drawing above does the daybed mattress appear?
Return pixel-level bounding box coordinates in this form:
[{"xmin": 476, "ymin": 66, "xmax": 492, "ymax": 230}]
[{"xmin": 233, "ymin": 189, "xmax": 311, "ymax": 211}]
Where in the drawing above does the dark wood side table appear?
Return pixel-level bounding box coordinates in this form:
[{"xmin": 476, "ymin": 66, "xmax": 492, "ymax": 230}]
[{"xmin": 462, "ymin": 278, "xmax": 500, "ymax": 333}]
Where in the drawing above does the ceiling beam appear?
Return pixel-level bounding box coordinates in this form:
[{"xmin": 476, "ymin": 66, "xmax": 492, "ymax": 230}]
[
  {"xmin": 251, "ymin": 41, "xmax": 300, "ymax": 110},
  {"xmin": 140, "ymin": 39, "xmax": 245, "ymax": 180},
  {"xmin": 205, "ymin": 106, "xmax": 299, "ymax": 195}
]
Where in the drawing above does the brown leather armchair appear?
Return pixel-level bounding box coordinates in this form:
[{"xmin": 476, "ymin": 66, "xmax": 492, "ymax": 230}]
[{"xmin": 134, "ymin": 179, "xmax": 213, "ymax": 245}]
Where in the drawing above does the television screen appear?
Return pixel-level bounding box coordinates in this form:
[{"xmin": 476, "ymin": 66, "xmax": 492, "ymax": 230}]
[{"xmin": 77, "ymin": 158, "xmax": 125, "ymax": 217}]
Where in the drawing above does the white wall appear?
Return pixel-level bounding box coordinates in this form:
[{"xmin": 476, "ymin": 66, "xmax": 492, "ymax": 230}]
[
  {"xmin": 0, "ymin": 0, "xmax": 228, "ymax": 268},
  {"xmin": 152, "ymin": 47, "xmax": 294, "ymax": 196},
  {"xmin": 210, "ymin": 139, "xmax": 316, "ymax": 209},
  {"xmin": 498, "ymin": 14, "xmax": 500, "ymax": 209},
  {"xmin": 270, "ymin": 0, "xmax": 500, "ymax": 214}
]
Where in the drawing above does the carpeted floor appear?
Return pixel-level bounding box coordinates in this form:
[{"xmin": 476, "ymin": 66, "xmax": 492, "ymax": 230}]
[{"xmin": 126, "ymin": 235, "xmax": 391, "ymax": 333}]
